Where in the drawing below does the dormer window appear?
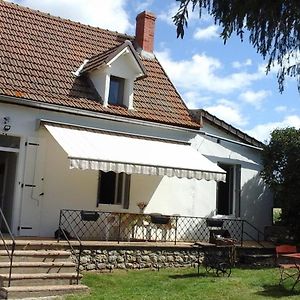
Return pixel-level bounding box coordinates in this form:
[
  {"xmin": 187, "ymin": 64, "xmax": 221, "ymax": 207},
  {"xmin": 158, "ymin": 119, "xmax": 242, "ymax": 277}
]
[
  {"xmin": 108, "ymin": 76, "xmax": 124, "ymax": 105},
  {"xmin": 78, "ymin": 40, "xmax": 146, "ymax": 110}
]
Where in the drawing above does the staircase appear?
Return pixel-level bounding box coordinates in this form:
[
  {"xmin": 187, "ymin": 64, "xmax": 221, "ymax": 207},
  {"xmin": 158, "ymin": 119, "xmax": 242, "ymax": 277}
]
[
  {"xmin": 0, "ymin": 240, "xmax": 88, "ymax": 299},
  {"xmin": 237, "ymin": 241, "xmax": 276, "ymax": 267}
]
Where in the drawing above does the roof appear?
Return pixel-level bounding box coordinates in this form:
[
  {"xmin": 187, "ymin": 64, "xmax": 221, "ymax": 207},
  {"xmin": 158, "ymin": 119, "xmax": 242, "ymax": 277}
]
[
  {"xmin": 190, "ymin": 109, "xmax": 263, "ymax": 148},
  {"xmin": 0, "ymin": 1, "xmax": 199, "ymax": 129},
  {"xmin": 80, "ymin": 40, "xmax": 146, "ymax": 78}
]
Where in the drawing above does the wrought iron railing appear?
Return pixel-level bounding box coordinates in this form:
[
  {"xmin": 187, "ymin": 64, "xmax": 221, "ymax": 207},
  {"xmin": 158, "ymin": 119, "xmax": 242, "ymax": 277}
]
[
  {"xmin": 58, "ymin": 209, "xmax": 267, "ymax": 246},
  {"xmin": 241, "ymin": 220, "xmax": 269, "ymax": 247},
  {"xmin": 58, "ymin": 210, "xmax": 83, "ymax": 284},
  {"xmin": 0, "ymin": 208, "xmax": 15, "ymax": 287}
]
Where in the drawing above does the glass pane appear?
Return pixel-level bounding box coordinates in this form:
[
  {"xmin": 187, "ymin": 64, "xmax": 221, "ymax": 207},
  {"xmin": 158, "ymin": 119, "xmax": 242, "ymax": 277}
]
[{"xmin": 108, "ymin": 76, "xmax": 124, "ymax": 105}]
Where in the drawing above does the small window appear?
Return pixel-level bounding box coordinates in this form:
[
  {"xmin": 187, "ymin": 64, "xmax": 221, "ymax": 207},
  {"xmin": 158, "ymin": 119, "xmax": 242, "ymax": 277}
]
[
  {"xmin": 97, "ymin": 171, "xmax": 130, "ymax": 208},
  {"xmin": 108, "ymin": 76, "xmax": 124, "ymax": 105}
]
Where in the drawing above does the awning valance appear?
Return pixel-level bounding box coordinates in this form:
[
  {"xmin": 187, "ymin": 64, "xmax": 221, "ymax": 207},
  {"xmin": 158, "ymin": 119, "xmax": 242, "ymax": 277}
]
[{"xmin": 44, "ymin": 124, "xmax": 226, "ymax": 181}]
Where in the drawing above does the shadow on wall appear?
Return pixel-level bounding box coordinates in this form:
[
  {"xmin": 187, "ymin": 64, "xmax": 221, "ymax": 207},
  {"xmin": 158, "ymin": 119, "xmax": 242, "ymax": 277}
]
[
  {"xmin": 175, "ymin": 210, "xmax": 217, "ymax": 243},
  {"xmin": 132, "ymin": 175, "xmax": 164, "ymax": 213},
  {"xmin": 241, "ymin": 174, "xmax": 273, "ymax": 231}
]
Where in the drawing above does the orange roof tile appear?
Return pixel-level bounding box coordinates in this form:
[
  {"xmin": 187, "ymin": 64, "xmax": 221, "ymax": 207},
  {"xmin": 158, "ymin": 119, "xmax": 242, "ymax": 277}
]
[{"xmin": 0, "ymin": 1, "xmax": 199, "ymax": 129}]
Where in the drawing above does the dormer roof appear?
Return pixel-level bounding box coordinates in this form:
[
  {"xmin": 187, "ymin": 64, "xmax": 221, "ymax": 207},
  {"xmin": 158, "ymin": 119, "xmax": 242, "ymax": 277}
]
[{"xmin": 80, "ymin": 40, "xmax": 146, "ymax": 79}]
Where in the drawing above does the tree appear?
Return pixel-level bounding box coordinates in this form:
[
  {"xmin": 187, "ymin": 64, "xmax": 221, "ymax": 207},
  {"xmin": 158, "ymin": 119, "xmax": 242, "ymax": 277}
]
[
  {"xmin": 173, "ymin": 0, "xmax": 300, "ymax": 93},
  {"xmin": 261, "ymin": 127, "xmax": 300, "ymax": 239}
]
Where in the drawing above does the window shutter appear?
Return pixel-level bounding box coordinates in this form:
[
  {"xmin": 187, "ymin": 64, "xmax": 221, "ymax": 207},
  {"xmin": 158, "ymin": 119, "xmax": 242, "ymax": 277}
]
[
  {"xmin": 235, "ymin": 165, "xmax": 241, "ymax": 217},
  {"xmin": 123, "ymin": 175, "xmax": 131, "ymax": 209}
]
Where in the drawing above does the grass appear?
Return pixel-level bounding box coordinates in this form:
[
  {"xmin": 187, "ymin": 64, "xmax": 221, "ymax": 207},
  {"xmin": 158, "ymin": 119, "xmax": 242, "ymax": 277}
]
[{"xmin": 66, "ymin": 267, "xmax": 300, "ymax": 300}]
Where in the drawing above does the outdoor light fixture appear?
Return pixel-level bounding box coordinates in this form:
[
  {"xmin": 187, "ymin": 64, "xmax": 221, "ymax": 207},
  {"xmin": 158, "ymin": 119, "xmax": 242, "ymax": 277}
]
[
  {"xmin": 3, "ymin": 124, "xmax": 11, "ymax": 131},
  {"xmin": 3, "ymin": 116, "xmax": 11, "ymax": 132}
]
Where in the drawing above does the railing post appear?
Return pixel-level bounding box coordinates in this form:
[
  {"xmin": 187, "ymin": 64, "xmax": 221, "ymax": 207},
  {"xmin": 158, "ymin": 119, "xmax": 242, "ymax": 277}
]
[
  {"xmin": 8, "ymin": 241, "xmax": 15, "ymax": 287},
  {"xmin": 58, "ymin": 209, "xmax": 63, "ymax": 243},
  {"xmin": 117, "ymin": 213, "xmax": 122, "ymax": 244},
  {"xmin": 77, "ymin": 245, "xmax": 83, "ymax": 284},
  {"xmin": 174, "ymin": 216, "xmax": 178, "ymax": 245},
  {"xmin": 241, "ymin": 220, "xmax": 244, "ymax": 247}
]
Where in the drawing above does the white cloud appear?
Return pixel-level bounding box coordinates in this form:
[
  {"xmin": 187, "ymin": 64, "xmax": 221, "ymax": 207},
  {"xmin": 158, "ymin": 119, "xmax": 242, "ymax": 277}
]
[
  {"xmin": 133, "ymin": 0, "xmax": 154, "ymax": 12},
  {"xmin": 204, "ymin": 99, "xmax": 248, "ymax": 127},
  {"xmin": 156, "ymin": 49, "xmax": 263, "ymax": 95},
  {"xmin": 275, "ymin": 105, "xmax": 288, "ymax": 113},
  {"xmin": 158, "ymin": 2, "xmax": 200, "ymax": 25},
  {"xmin": 232, "ymin": 59, "xmax": 252, "ymax": 69},
  {"xmin": 193, "ymin": 25, "xmax": 219, "ymax": 40},
  {"xmin": 8, "ymin": 0, "xmax": 132, "ymax": 33},
  {"xmin": 182, "ymin": 91, "xmax": 212, "ymax": 109},
  {"xmin": 247, "ymin": 115, "xmax": 300, "ymax": 142},
  {"xmin": 239, "ymin": 90, "xmax": 271, "ymax": 110}
]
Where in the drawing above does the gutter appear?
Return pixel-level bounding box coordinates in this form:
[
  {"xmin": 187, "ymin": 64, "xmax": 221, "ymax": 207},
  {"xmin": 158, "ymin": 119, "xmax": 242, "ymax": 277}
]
[
  {"xmin": 0, "ymin": 94, "xmax": 263, "ymax": 151},
  {"xmin": 0, "ymin": 94, "xmax": 199, "ymax": 133},
  {"xmin": 199, "ymin": 131, "xmax": 264, "ymax": 151}
]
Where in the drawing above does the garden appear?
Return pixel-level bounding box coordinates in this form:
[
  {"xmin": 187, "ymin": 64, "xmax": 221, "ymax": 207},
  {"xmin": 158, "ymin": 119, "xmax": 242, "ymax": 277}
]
[{"xmin": 66, "ymin": 267, "xmax": 300, "ymax": 300}]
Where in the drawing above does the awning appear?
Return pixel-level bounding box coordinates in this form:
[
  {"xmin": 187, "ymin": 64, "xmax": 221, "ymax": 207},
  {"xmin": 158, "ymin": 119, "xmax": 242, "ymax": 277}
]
[{"xmin": 44, "ymin": 124, "xmax": 226, "ymax": 181}]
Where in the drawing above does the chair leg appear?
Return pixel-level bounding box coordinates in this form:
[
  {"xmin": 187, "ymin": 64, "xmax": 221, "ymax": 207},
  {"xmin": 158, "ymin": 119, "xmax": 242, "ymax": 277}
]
[
  {"xmin": 292, "ymin": 273, "xmax": 300, "ymax": 290},
  {"xmin": 279, "ymin": 269, "xmax": 284, "ymax": 285}
]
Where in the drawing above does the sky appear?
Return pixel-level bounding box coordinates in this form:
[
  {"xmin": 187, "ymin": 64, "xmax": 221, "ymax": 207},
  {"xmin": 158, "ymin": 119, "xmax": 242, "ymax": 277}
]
[{"xmin": 7, "ymin": 0, "xmax": 300, "ymax": 142}]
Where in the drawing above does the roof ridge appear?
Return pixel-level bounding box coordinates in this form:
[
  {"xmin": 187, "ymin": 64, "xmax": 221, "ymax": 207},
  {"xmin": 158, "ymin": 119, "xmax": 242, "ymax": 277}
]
[
  {"xmin": 190, "ymin": 109, "xmax": 263, "ymax": 147},
  {"xmin": 1, "ymin": 0, "xmax": 134, "ymax": 40}
]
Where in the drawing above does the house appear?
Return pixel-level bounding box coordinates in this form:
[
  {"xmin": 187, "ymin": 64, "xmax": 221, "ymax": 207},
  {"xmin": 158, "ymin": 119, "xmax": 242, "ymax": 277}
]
[
  {"xmin": 190, "ymin": 109, "xmax": 273, "ymax": 232},
  {"xmin": 0, "ymin": 1, "xmax": 272, "ymax": 241}
]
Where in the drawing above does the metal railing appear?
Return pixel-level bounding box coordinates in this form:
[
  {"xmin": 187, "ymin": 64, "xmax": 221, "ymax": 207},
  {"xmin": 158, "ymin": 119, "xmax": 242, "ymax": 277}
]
[
  {"xmin": 0, "ymin": 208, "xmax": 15, "ymax": 287},
  {"xmin": 58, "ymin": 209, "xmax": 267, "ymax": 247},
  {"xmin": 241, "ymin": 219, "xmax": 269, "ymax": 247},
  {"xmin": 58, "ymin": 210, "xmax": 83, "ymax": 284}
]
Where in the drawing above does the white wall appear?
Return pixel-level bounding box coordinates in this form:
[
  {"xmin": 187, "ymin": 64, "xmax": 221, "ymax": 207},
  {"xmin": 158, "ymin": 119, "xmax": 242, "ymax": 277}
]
[
  {"xmin": 0, "ymin": 100, "xmax": 273, "ymax": 237},
  {"xmin": 191, "ymin": 124, "xmax": 273, "ymax": 231}
]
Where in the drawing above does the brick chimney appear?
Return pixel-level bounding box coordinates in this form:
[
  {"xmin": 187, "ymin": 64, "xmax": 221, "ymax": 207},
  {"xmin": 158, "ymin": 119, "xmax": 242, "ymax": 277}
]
[{"xmin": 135, "ymin": 11, "xmax": 156, "ymax": 55}]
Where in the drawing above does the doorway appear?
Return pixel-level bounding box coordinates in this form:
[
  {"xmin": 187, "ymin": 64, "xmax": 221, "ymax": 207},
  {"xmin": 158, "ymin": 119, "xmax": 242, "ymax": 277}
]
[
  {"xmin": 217, "ymin": 163, "xmax": 241, "ymax": 216},
  {"xmin": 0, "ymin": 150, "xmax": 18, "ymax": 231}
]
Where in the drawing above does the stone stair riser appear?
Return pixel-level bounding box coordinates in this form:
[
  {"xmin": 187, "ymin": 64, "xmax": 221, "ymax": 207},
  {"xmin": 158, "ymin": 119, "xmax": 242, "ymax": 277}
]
[
  {"xmin": 0, "ymin": 285, "xmax": 89, "ymax": 299},
  {"xmin": 0, "ymin": 245, "xmax": 68, "ymax": 251},
  {"xmin": 0, "ymin": 266, "xmax": 75, "ymax": 274},
  {"xmin": 0, "ymin": 277, "xmax": 79, "ymax": 287},
  {"xmin": 0, "ymin": 255, "xmax": 71, "ymax": 263}
]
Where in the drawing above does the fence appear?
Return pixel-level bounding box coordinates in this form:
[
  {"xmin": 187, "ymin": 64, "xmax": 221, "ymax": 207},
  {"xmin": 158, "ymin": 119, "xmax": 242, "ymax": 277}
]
[{"xmin": 59, "ymin": 209, "xmax": 249, "ymax": 245}]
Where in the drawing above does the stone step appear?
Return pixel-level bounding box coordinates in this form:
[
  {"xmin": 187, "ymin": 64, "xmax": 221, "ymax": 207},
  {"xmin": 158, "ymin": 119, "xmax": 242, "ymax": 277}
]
[
  {"xmin": 0, "ymin": 261, "xmax": 76, "ymax": 274},
  {"xmin": 238, "ymin": 253, "xmax": 275, "ymax": 266},
  {"xmin": 0, "ymin": 240, "xmax": 72, "ymax": 251},
  {"xmin": 0, "ymin": 250, "xmax": 71, "ymax": 262},
  {"xmin": 0, "ymin": 272, "xmax": 82, "ymax": 287},
  {"xmin": 0, "ymin": 284, "xmax": 89, "ymax": 299}
]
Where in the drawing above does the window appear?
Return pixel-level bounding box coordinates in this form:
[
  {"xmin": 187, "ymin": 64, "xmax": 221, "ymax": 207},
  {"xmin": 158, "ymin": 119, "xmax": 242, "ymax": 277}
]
[
  {"xmin": 216, "ymin": 164, "xmax": 241, "ymax": 216},
  {"xmin": 97, "ymin": 171, "xmax": 130, "ymax": 208},
  {"xmin": 108, "ymin": 76, "xmax": 124, "ymax": 105}
]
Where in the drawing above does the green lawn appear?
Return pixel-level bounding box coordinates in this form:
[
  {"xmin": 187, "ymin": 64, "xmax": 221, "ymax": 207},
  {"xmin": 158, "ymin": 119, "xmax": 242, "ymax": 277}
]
[{"xmin": 66, "ymin": 267, "xmax": 300, "ymax": 300}]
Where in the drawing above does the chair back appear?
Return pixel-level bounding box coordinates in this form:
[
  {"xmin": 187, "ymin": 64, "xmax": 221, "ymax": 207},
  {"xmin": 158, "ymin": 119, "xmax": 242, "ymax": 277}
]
[{"xmin": 276, "ymin": 244, "xmax": 297, "ymax": 258}]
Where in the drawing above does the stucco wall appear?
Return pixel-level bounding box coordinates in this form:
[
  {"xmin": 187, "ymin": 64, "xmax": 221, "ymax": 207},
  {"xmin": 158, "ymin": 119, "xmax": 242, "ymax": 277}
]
[
  {"xmin": 191, "ymin": 124, "xmax": 273, "ymax": 231},
  {"xmin": 0, "ymin": 101, "xmax": 272, "ymax": 237}
]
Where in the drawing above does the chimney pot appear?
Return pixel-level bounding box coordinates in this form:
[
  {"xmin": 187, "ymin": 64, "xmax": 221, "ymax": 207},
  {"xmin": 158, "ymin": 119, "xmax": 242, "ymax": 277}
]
[{"xmin": 135, "ymin": 11, "xmax": 156, "ymax": 54}]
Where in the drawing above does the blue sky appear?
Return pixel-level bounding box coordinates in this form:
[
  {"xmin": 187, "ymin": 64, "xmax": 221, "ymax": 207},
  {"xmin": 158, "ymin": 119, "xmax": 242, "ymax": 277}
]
[{"xmin": 9, "ymin": 0, "xmax": 300, "ymax": 142}]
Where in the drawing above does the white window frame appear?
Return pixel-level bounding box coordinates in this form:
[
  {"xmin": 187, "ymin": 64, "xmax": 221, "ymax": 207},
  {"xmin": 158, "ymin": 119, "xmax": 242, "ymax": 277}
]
[
  {"xmin": 97, "ymin": 171, "xmax": 130, "ymax": 208},
  {"xmin": 216, "ymin": 163, "xmax": 241, "ymax": 216}
]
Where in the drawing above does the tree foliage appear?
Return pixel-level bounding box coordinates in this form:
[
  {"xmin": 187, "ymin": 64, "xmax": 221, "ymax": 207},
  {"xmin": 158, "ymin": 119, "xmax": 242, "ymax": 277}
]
[
  {"xmin": 173, "ymin": 0, "xmax": 300, "ymax": 93},
  {"xmin": 261, "ymin": 128, "xmax": 300, "ymax": 238}
]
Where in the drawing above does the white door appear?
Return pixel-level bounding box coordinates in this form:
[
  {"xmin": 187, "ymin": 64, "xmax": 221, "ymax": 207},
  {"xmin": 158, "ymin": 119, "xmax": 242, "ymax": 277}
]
[{"xmin": 19, "ymin": 137, "xmax": 45, "ymax": 236}]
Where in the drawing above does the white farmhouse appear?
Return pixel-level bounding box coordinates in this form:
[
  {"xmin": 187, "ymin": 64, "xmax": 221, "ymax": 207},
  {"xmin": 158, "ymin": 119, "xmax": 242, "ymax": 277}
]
[{"xmin": 0, "ymin": 1, "xmax": 272, "ymax": 241}]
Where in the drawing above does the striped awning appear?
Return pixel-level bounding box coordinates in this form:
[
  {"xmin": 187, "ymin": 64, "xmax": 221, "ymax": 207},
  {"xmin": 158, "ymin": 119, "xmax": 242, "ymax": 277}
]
[{"xmin": 44, "ymin": 124, "xmax": 226, "ymax": 181}]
